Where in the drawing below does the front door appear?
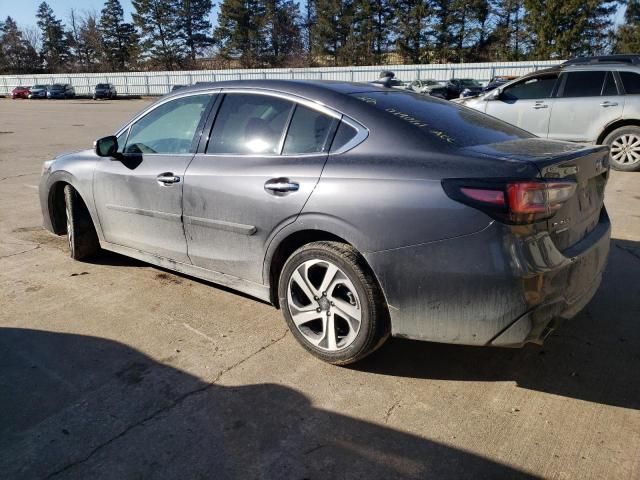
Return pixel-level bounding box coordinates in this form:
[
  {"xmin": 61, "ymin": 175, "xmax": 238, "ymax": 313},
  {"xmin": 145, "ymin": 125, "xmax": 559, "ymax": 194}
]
[
  {"xmin": 94, "ymin": 93, "xmax": 214, "ymax": 262},
  {"xmin": 485, "ymin": 73, "xmax": 559, "ymax": 137},
  {"xmin": 183, "ymin": 92, "xmax": 339, "ymax": 283}
]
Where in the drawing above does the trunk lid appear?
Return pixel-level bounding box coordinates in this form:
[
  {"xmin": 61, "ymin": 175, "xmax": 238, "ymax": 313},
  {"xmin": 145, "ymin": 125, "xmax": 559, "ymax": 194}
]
[{"xmin": 462, "ymin": 138, "xmax": 609, "ymax": 251}]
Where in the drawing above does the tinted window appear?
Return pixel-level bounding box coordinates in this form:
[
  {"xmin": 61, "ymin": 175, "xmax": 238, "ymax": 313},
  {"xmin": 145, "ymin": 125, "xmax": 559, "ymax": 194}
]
[
  {"xmin": 330, "ymin": 122, "xmax": 358, "ymax": 151},
  {"xmin": 352, "ymin": 91, "xmax": 531, "ymax": 148},
  {"xmin": 282, "ymin": 106, "xmax": 334, "ymax": 154},
  {"xmin": 124, "ymin": 94, "xmax": 211, "ymax": 154},
  {"xmin": 620, "ymin": 71, "xmax": 640, "ymax": 94},
  {"xmin": 502, "ymin": 75, "xmax": 558, "ymax": 100},
  {"xmin": 96, "ymin": 84, "xmax": 108, "ymax": 89},
  {"xmin": 603, "ymin": 72, "xmax": 618, "ymax": 96},
  {"xmin": 561, "ymin": 71, "xmax": 606, "ymax": 97},
  {"xmin": 207, "ymin": 94, "xmax": 293, "ymax": 154}
]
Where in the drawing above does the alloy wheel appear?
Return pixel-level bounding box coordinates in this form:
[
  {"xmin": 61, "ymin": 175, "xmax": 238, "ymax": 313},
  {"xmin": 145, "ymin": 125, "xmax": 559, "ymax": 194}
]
[
  {"xmin": 610, "ymin": 133, "xmax": 640, "ymax": 166},
  {"xmin": 287, "ymin": 259, "xmax": 362, "ymax": 351}
]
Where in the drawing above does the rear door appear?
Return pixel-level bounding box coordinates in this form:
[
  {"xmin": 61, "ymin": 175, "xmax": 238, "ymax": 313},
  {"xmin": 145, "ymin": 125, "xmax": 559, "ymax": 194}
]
[
  {"xmin": 93, "ymin": 93, "xmax": 215, "ymax": 262},
  {"xmin": 183, "ymin": 91, "xmax": 339, "ymax": 283},
  {"xmin": 548, "ymin": 70, "xmax": 624, "ymax": 142},
  {"xmin": 485, "ymin": 72, "xmax": 559, "ymax": 137}
]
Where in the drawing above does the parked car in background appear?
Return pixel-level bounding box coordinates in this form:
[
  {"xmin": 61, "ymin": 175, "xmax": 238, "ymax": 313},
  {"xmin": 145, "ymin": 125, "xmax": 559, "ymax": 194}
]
[
  {"xmin": 459, "ymin": 55, "xmax": 640, "ymax": 171},
  {"xmin": 40, "ymin": 80, "xmax": 610, "ymax": 364},
  {"xmin": 482, "ymin": 75, "xmax": 518, "ymax": 93},
  {"xmin": 171, "ymin": 84, "xmax": 188, "ymax": 92},
  {"xmin": 47, "ymin": 84, "xmax": 75, "ymax": 99},
  {"xmin": 445, "ymin": 78, "xmax": 483, "ymax": 99},
  {"xmin": 93, "ymin": 83, "xmax": 117, "ymax": 99},
  {"xmin": 28, "ymin": 85, "xmax": 50, "ymax": 99},
  {"xmin": 407, "ymin": 79, "xmax": 447, "ymax": 98},
  {"xmin": 11, "ymin": 86, "xmax": 31, "ymax": 99}
]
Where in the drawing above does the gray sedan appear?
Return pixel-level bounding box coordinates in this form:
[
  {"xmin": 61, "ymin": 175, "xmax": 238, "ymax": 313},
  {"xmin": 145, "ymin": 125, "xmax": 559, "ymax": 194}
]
[{"xmin": 39, "ymin": 80, "xmax": 610, "ymax": 364}]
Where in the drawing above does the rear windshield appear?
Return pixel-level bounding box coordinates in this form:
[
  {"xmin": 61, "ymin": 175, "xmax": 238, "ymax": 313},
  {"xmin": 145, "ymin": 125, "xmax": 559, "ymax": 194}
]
[
  {"xmin": 50, "ymin": 84, "xmax": 63, "ymax": 90},
  {"xmin": 351, "ymin": 91, "xmax": 532, "ymax": 148}
]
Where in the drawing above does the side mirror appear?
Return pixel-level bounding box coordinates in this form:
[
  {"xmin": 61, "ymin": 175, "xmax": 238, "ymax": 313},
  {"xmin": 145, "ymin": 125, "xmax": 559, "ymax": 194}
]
[
  {"xmin": 485, "ymin": 88, "xmax": 502, "ymax": 101},
  {"xmin": 94, "ymin": 136, "xmax": 120, "ymax": 158}
]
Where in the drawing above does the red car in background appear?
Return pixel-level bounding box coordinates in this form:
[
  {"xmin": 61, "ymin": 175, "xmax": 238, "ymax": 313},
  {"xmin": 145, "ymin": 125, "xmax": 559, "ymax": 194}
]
[{"xmin": 11, "ymin": 86, "xmax": 31, "ymax": 99}]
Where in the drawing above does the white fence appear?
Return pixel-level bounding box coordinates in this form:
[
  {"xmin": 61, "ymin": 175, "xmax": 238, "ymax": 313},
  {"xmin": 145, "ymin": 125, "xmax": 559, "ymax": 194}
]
[{"xmin": 0, "ymin": 60, "xmax": 562, "ymax": 96}]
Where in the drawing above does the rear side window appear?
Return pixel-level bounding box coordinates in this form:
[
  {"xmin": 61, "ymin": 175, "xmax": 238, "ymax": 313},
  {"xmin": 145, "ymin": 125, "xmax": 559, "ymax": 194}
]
[
  {"xmin": 620, "ymin": 71, "xmax": 640, "ymax": 94},
  {"xmin": 330, "ymin": 122, "xmax": 358, "ymax": 151},
  {"xmin": 502, "ymin": 75, "xmax": 558, "ymax": 100},
  {"xmin": 351, "ymin": 91, "xmax": 531, "ymax": 148},
  {"xmin": 561, "ymin": 71, "xmax": 607, "ymax": 97},
  {"xmin": 282, "ymin": 105, "xmax": 335, "ymax": 154},
  {"xmin": 207, "ymin": 94, "xmax": 293, "ymax": 154}
]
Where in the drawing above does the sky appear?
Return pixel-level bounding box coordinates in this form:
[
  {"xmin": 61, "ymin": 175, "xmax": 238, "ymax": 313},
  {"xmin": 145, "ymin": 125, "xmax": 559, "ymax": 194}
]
[{"xmin": 0, "ymin": 0, "xmax": 628, "ymax": 32}]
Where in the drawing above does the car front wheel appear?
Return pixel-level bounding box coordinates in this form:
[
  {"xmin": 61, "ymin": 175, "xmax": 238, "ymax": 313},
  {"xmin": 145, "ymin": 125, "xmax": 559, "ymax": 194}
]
[
  {"xmin": 278, "ymin": 241, "xmax": 390, "ymax": 365},
  {"xmin": 64, "ymin": 185, "xmax": 100, "ymax": 260},
  {"xmin": 604, "ymin": 126, "xmax": 640, "ymax": 172}
]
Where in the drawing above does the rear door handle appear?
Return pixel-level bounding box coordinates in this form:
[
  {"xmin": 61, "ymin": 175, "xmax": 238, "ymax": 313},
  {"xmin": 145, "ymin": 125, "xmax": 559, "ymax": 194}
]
[
  {"xmin": 264, "ymin": 178, "xmax": 299, "ymax": 194},
  {"xmin": 600, "ymin": 101, "xmax": 619, "ymax": 107},
  {"xmin": 157, "ymin": 173, "xmax": 180, "ymax": 185}
]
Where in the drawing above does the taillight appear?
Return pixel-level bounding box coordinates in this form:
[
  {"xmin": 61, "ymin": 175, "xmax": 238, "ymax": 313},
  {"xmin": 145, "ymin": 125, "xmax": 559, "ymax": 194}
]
[{"xmin": 442, "ymin": 179, "xmax": 576, "ymax": 224}]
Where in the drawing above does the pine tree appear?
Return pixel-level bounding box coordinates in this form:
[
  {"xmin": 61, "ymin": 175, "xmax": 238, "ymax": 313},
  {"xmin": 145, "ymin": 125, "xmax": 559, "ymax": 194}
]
[
  {"xmin": 100, "ymin": 0, "xmax": 139, "ymax": 71},
  {"xmin": 312, "ymin": 0, "xmax": 353, "ymax": 66},
  {"xmin": 213, "ymin": 0, "xmax": 268, "ymax": 68},
  {"xmin": 263, "ymin": 0, "xmax": 303, "ymax": 66},
  {"xmin": 392, "ymin": 0, "xmax": 429, "ymax": 64},
  {"xmin": 132, "ymin": 0, "xmax": 184, "ymax": 70},
  {"xmin": 349, "ymin": 0, "xmax": 392, "ymax": 65},
  {"xmin": 431, "ymin": 0, "xmax": 456, "ymax": 62},
  {"xmin": 36, "ymin": 1, "xmax": 68, "ymax": 72},
  {"xmin": 524, "ymin": 0, "xmax": 620, "ymax": 59},
  {"xmin": 615, "ymin": 0, "xmax": 640, "ymax": 53},
  {"xmin": 1, "ymin": 16, "xmax": 39, "ymax": 74},
  {"xmin": 176, "ymin": 0, "xmax": 214, "ymax": 65}
]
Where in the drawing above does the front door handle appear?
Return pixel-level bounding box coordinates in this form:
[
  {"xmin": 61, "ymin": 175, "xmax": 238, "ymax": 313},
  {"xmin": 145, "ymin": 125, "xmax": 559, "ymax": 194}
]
[
  {"xmin": 157, "ymin": 173, "xmax": 180, "ymax": 185},
  {"xmin": 264, "ymin": 178, "xmax": 299, "ymax": 195},
  {"xmin": 600, "ymin": 101, "xmax": 619, "ymax": 107},
  {"xmin": 533, "ymin": 102, "xmax": 548, "ymax": 109}
]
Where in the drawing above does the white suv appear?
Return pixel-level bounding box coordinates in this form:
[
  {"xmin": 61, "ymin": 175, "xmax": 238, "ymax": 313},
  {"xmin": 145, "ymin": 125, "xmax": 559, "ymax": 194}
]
[{"xmin": 460, "ymin": 55, "xmax": 640, "ymax": 171}]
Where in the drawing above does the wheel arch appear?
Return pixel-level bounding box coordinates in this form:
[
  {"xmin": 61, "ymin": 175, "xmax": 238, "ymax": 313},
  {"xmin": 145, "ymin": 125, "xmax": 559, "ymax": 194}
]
[
  {"xmin": 265, "ymin": 228, "xmax": 388, "ymax": 311},
  {"xmin": 597, "ymin": 118, "xmax": 640, "ymax": 145}
]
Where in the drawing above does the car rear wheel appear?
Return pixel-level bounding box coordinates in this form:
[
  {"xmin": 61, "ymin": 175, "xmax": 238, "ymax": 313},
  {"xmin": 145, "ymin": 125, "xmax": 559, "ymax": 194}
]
[
  {"xmin": 64, "ymin": 185, "xmax": 100, "ymax": 260},
  {"xmin": 604, "ymin": 126, "xmax": 640, "ymax": 172},
  {"xmin": 278, "ymin": 241, "xmax": 390, "ymax": 365}
]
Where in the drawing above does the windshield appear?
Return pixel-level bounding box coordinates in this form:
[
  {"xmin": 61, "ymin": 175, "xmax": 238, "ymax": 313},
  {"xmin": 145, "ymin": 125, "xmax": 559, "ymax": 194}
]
[
  {"xmin": 49, "ymin": 84, "xmax": 63, "ymax": 90},
  {"xmin": 33, "ymin": 85, "xmax": 47, "ymax": 89},
  {"xmin": 459, "ymin": 79, "xmax": 481, "ymax": 87},
  {"xmin": 350, "ymin": 90, "xmax": 532, "ymax": 148},
  {"xmin": 96, "ymin": 84, "xmax": 109, "ymax": 89}
]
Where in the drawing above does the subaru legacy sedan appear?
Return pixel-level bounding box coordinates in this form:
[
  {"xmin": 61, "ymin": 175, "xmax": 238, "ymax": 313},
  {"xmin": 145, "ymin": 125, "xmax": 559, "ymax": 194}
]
[{"xmin": 39, "ymin": 80, "xmax": 610, "ymax": 364}]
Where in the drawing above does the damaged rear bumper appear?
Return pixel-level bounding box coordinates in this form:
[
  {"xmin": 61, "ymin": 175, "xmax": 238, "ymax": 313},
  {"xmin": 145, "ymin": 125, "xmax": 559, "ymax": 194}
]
[{"xmin": 364, "ymin": 208, "xmax": 610, "ymax": 346}]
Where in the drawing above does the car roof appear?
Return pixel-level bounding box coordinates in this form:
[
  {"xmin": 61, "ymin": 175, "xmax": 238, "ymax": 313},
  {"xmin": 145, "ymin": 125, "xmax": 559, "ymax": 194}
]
[{"xmin": 163, "ymin": 79, "xmax": 391, "ymax": 105}]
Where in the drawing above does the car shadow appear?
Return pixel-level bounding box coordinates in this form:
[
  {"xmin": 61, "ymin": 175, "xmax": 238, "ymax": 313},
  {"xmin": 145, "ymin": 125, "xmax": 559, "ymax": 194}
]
[
  {"xmin": 354, "ymin": 238, "xmax": 640, "ymax": 411},
  {"xmin": 0, "ymin": 328, "xmax": 537, "ymax": 479}
]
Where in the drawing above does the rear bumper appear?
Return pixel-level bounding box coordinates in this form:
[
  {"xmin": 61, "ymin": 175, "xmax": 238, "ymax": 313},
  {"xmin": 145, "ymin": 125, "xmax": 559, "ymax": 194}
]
[{"xmin": 364, "ymin": 208, "xmax": 611, "ymax": 346}]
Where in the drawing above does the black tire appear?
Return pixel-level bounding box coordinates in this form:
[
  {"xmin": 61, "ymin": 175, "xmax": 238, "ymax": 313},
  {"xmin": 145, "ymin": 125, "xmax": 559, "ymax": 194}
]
[
  {"xmin": 603, "ymin": 125, "xmax": 640, "ymax": 172},
  {"xmin": 278, "ymin": 241, "xmax": 390, "ymax": 365},
  {"xmin": 64, "ymin": 185, "xmax": 100, "ymax": 260}
]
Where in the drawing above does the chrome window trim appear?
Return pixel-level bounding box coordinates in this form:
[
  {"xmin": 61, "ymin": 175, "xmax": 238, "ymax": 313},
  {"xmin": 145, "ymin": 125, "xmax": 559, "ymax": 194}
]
[
  {"xmin": 330, "ymin": 116, "xmax": 369, "ymax": 155},
  {"xmin": 116, "ymin": 86, "xmax": 369, "ymax": 158}
]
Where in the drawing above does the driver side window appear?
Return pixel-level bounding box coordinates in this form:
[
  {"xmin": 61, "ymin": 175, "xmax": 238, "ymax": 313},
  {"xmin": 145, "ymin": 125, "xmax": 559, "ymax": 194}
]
[
  {"xmin": 124, "ymin": 94, "xmax": 212, "ymax": 154},
  {"xmin": 502, "ymin": 75, "xmax": 558, "ymax": 101}
]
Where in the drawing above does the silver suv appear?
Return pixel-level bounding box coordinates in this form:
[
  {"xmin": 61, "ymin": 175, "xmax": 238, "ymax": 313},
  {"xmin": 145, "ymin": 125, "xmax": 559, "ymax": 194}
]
[{"xmin": 461, "ymin": 55, "xmax": 640, "ymax": 171}]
